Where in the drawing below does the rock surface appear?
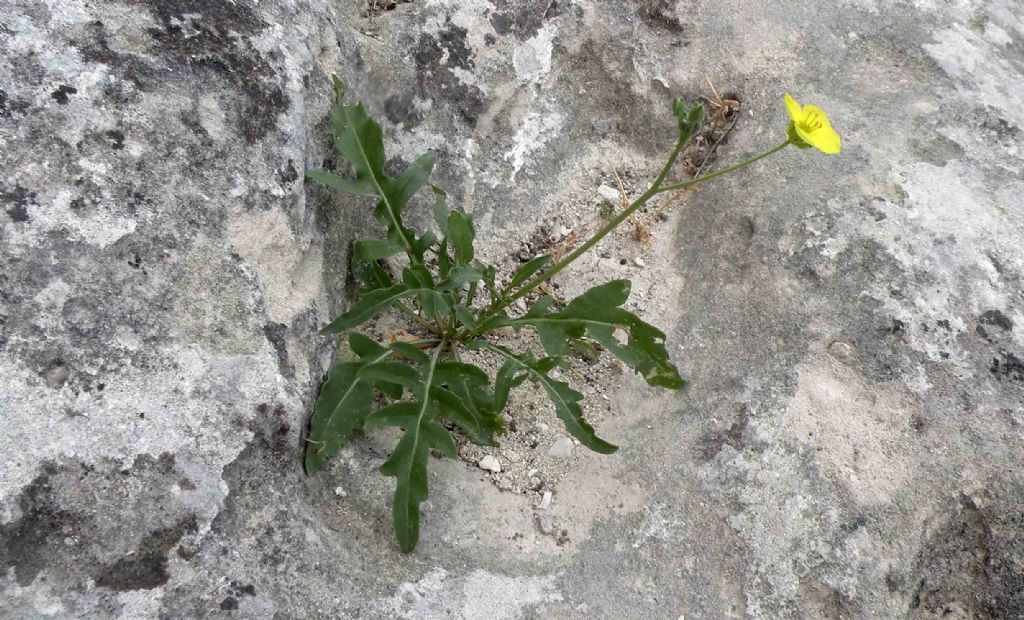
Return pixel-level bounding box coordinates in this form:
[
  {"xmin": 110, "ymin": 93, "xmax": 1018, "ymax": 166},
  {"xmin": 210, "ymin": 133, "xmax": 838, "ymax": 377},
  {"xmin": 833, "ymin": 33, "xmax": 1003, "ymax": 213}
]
[{"xmin": 2, "ymin": 0, "xmax": 1023, "ymax": 618}]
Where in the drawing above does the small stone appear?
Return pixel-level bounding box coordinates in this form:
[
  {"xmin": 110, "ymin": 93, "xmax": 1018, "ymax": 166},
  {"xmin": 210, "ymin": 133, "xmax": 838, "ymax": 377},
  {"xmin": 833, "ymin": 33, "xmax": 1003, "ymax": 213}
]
[
  {"xmin": 527, "ymin": 468, "xmax": 539, "ymax": 477},
  {"xmin": 478, "ymin": 455, "xmax": 501, "ymax": 473},
  {"xmin": 536, "ymin": 514, "xmax": 556, "ymax": 535},
  {"xmin": 540, "ymin": 490, "xmax": 552, "ymax": 509},
  {"xmin": 334, "ymin": 486, "xmax": 347, "ymax": 497},
  {"xmin": 548, "ymin": 437, "xmax": 573, "ymax": 458},
  {"xmin": 528, "ymin": 476, "xmax": 543, "ymax": 491},
  {"xmin": 597, "ymin": 184, "xmax": 621, "ymax": 202},
  {"xmin": 828, "ymin": 340, "xmax": 856, "ymax": 362},
  {"xmin": 537, "ymin": 423, "xmax": 549, "ymax": 433},
  {"xmin": 633, "ymin": 257, "xmax": 645, "ymax": 267},
  {"xmin": 558, "ymin": 225, "xmax": 572, "ymax": 238}
]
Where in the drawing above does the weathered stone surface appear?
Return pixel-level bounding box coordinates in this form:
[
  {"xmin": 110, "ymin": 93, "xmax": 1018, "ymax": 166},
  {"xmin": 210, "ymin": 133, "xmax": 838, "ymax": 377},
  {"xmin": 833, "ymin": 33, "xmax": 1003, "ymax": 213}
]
[{"xmin": 2, "ymin": 0, "xmax": 1023, "ymax": 618}]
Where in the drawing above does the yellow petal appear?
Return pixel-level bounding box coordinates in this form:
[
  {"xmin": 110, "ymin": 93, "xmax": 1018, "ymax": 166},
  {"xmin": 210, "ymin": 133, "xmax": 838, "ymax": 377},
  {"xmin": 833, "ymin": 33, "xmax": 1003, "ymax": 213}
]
[
  {"xmin": 802, "ymin": 105, "xmax": 842, "ymax": 154},
  {"xmin": 784, "ymin": 93, "xmax": 802, "ymax": 123},
  {"xmin": 806, "ymin": 127, "xmax": 839, "ymax": 153}
]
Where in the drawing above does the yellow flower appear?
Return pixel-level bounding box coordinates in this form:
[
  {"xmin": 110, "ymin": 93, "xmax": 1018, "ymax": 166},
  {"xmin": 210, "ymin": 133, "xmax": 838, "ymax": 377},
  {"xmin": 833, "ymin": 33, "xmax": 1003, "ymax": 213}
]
[{"xmin": 784, "ymin": 93, "xmax": 841, "ymax": 154}]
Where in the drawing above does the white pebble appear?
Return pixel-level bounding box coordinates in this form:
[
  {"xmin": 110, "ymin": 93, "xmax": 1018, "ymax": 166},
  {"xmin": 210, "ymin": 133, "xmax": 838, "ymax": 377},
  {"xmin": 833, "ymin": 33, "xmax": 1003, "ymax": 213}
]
[
  {"xmin": 548, "ymin": 437, "xmax": 573, "ymax": 458},
  {"xmin": 334, "ymin": 486, "xmax": 347, "ymax": 497},
  {"xmin": 597, "ymin": 184, "xmax": 621, "ymax": 202},
  {"xmin": 633, "ymin": 257, "xmax": 645, "ymax": 267},
  {"xmin": 478, "ymin": 455, "xmax": 502, "ymax": 473},
  {"xmin": 540, "ymin": 490, "xmax": 552, "ymax": 509}
]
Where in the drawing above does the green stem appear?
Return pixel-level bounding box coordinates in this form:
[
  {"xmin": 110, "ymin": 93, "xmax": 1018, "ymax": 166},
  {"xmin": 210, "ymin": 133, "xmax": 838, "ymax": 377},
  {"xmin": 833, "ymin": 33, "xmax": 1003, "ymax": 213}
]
[
  {"xmin": 394, "ymin": 300, "xmax": 434, "ymax": 332},
  {"xmin": 655, "ymin": 140, "xmax": 789, "ymax": 194},
  {"xmin": 476, "ymin": 139, "xmax": 790, "ymax": 328},
  {"xmin": 473, "ymin": 134, "xmax": 690, "ymax": 326}
]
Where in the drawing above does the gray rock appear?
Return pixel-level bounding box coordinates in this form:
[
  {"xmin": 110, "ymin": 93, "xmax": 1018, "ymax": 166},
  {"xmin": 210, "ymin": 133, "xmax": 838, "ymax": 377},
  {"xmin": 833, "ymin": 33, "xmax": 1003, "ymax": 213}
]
[
  {"xmin": 547, "ymin": 436, "xmax": 574, "ymax": 459},
  {"xmin": 2, "ymin": 0, "xmax": 1024, "ymax": 618}
]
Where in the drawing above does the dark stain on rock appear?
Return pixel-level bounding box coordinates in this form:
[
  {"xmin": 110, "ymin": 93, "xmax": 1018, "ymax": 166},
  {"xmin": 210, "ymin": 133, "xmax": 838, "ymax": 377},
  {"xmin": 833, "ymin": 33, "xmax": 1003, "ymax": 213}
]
[
  {"xmin": 3, "ymin": 185, "xmax": 35, "ymax": 223},
  {"xmin": 50, "ymin": 84, "xmax": 78, "ymax": 104},
  {"xmin": 979, "ymin": 310, "xmax": 1013, "ymax": 332},
  {"xmin": 413, "ymin": 23, "xmax": 485, "ymax": 126},
  {"xmin": 634, "ymin": 0, "xmax": 684, "ymax": 32},
  {"xmin": 104, "ymin": 129, "xmax": 126, "ymax": 149},
  {"xmin": 698, "ymin": 405, "xmax": 754, "ymax": 460},
  {"xmin": 263, "ymin": 322, "xmax": 293, "ymax": 379},
  {"xmin": 254, "ymin": 402, "xmax": 292, "ymax": 456},
  {"xmin": 142, "ymin": 0, "xmax": 288, "ymax": 143},
  {"xmin": 909, "ymin": 494, "xmax": 1024, "ymax": 617},
  {"xmin": 384, "ymin": 93, "xmax": 420, "ymax": 127},
  {"xmin": 0, "ymin": 464, "xmax": 87, "ymax": 585},
  {"xmin": 490, "ymin": 0, "xmax": 560, "ymax": 39},
  {"xmin": 990, "ymin": 350, "xmax": 1024, "ymax": 382},
  {"xmin": 220, "ymin": 596, "xmax": 240, "ymax": 610},
  {"xmin": 95, "ymin": 514, "xmax": 198, "ymax": 591},
  {"xmin": 73, "ymin": 3, "xmax": 288, "ymax": 143},
  {"xmin": 278, "ymin": 160, "xmax": 299, "ymax": 185}
]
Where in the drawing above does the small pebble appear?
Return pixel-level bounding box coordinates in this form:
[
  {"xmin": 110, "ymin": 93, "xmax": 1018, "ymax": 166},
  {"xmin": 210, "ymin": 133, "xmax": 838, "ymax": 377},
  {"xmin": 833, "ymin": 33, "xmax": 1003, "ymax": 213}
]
[
  {"xmin": 548, "ymin": 437, "xmax": 573, "ymax": 459},
  {"xmin": 536, "ymin": 515, "xmax": 556, "ymax": 535},
  {"xmin": 478, "ymin": 455, "xmax": 502, "ymax": 473},
  {"xmin": 527, "ymin": 468, "xmax": 539, "ymax": 477},
  {"xmin": 597, "ymin": 184, "xmax": 621, "ymax": 202},
  {"xmin": 540, "ymin": 490, "xmax": 552, "ymax": 509},
  {"xmin": 537, "ymin": 423, "xmax": 549, "ymax": 433},
  {"xmin": 528, "ymin": 476, "xmax": 543, "ymax": 491},
  {"xmin": 334, "ymin": 486, "xmax": 347, "ymax": 497},
  {"xmin": 633, "ymin": 257, "xmax": 645, "ymax": 267}
]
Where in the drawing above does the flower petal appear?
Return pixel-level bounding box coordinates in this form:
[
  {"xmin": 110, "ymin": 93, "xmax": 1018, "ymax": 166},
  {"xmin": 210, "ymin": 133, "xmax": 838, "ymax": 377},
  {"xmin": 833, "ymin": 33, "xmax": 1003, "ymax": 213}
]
[
  {"xmin": 784, "ymin": 93, "xmax": 802, "ymax": 123},
  {"xmin": 802, "ymin": 105, "xmax": 842, "ymax": 154}
]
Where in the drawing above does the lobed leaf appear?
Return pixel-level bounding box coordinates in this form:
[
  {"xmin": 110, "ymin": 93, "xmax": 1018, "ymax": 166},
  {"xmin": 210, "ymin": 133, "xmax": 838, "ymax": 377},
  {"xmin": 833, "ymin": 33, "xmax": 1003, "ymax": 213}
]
[
  {"xmin": 468, "ymin": 341, "xmax": 618, "ymax": 454},
  {"xmin": 485, "ymin": 280, "xmax": 685, "ymax": 389},
  {"xmin": 375, "ymin": 343, "xmax": 455, "ymax": 552}
]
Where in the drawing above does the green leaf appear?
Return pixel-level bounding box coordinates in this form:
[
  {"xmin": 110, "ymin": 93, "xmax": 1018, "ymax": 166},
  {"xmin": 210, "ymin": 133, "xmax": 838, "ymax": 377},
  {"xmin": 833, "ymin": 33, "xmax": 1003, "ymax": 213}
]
[
  {"xmin": 437, "ymin": 239, "xmax": 451, "ymax": 279},
  {"xmin": 306, "ymin": 338, "xmax": 401, "ymax": 474},
  {"xmin": 306, "ymin": 170, "xmax": 377, "ymax": 197},
  {"xmin": 430, "ymin": 386, "xmax": 480, "ymax": 436},
  {"xmin": 320, "ymin": 283, "xmax": 415, "ymax": 335},
  {"xmin": 390, "ymin": 153, "xmax": 437, "ymax": 216},
  {"xmin": 366, "ymin": 401, "xmax": 420, "ymax": 427},
  {"xmin": 508, "ymin": 255, "xmax": 550, "ymax": 290},
  {"xmin": 672, "ymin": 98, "xmax": 705, "ymax": 142},
  {"xmin": 489, "ymin": 280, "xmax": 685, "ymax": 389},
  {"xmin": 447, "ymin": 210, "xmax": 474, "ymax": 264},
  {"xmin": 350, "ymin": 252, "xmax": 393, "ymax": 292},
  {"xmin": 358, "ymin": 362, "xmax": 421, "ymax": 390},
  {"xmin": 421, "ymin": 421, "xmax": 457, "ymax": 458},
  {"xmin": 377, "ymin": 343, "xmax": 445, "ymax": 553},
  {"xmin": 454, "ymin": 304, "xmax": 477, "ymax": 333},
  {"xmin": 312, "ymin": 89, "xmax": 437, "ymax": 265},
  {"xmin": 432, "ymin": 186, "xmax": 450, "ymax": 237},
  {"xmin": 349, "ymin": 332, "xmax": 386, "ymax": 358},
  {"xmin": 493, "ymin": 359, "xmax": 528, "ymax": 413},
  {"xmin": 439, "ymin": 264, "xmax": 483, "ymax": 291},
  {"xmin": 448, "ymin": 379, "xmax": 504, "ymax": 446},
  {"xmin": 354, "ymin": 236, "xmax": 404, "ymax": 260},
  {"xmin": 433, "ymin": 362, "xmax": 489, "ymax": 385},
  {"xmin": 389, "ymin": 342, "xmax": 430, "ymax": 365},
  {"xmin": 468, "ymin": 342, "xmax": 618, "ymax": 454},
  {"xmin": 481, "ymin": 264, "xmax": 501, "ymax": 304}
]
